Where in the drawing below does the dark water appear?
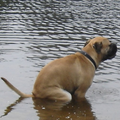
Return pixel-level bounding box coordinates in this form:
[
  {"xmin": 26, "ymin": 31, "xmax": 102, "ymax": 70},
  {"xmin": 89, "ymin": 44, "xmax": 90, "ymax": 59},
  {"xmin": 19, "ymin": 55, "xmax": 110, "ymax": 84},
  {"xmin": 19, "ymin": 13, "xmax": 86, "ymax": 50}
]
[{"xmin": 0, "ymin": 0, "xmax": 120, "ymax": 120}]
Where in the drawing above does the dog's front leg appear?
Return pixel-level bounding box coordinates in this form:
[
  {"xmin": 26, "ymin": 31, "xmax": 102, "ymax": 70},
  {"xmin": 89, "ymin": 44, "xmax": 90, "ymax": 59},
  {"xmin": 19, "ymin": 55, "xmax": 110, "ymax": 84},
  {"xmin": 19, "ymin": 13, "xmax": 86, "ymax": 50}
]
[{"xmin": 74, "ymin": 84, "xmax": 90, "ymax": 99}]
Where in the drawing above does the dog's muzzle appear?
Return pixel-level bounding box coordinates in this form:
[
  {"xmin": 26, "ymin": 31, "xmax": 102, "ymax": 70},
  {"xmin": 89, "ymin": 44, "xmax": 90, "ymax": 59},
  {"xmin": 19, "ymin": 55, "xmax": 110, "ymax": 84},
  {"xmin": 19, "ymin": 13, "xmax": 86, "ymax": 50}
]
[{"xmin": 103, "ymin": 43, "xmax": 117, "ymax": 61}]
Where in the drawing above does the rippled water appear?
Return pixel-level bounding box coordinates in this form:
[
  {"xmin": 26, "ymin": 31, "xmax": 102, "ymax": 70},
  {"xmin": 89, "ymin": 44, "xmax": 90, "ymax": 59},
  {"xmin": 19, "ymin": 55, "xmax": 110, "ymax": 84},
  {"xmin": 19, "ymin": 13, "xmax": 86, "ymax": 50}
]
[{"xmin": 0, "ymin": 0, "xmax": 120, "ymax": 120}]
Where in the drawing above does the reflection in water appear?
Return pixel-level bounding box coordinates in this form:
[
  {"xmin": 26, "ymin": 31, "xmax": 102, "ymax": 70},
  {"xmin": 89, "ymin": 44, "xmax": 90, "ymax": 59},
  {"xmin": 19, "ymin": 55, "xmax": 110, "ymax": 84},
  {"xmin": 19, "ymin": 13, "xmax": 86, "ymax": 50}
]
[
  {"xmin": 33, "ymin": 98, "xmax": 96, "ymax": 120},
  {"xmin": 1, "ymin": 97, "xmax": 96, "ymax": 120},
  {"xmin": 0, "ymin": 97, "xmax": 24, "ymax": 118}
]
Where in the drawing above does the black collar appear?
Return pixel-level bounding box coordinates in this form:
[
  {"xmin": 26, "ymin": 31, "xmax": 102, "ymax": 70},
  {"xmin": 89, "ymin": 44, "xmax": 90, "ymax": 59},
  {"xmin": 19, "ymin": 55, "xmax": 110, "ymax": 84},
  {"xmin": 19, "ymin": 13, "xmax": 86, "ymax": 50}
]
[{"xmin": 80, "ymin": 51, "xmax": 97, "ymax": 69}]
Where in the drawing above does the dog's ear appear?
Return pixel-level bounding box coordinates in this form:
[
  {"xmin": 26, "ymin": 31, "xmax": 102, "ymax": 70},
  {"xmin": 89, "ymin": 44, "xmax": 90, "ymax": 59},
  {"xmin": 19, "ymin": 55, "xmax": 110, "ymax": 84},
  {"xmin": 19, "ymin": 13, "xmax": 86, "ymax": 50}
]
[
  {"xmin": 84, "ymin": 39, "xmax": 91, "ymax": 47},
  {"xmin": 93, "ymin": 42, "xmax": 103, "ymax": 54}
]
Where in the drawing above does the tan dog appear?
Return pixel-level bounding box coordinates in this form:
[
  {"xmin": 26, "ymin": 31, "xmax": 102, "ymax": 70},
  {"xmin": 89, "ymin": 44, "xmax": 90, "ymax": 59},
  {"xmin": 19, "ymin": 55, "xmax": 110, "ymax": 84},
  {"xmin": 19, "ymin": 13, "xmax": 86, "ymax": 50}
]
[{"xmin": 1, "ymin": 36, "xmax": 117, "ymax": 103}]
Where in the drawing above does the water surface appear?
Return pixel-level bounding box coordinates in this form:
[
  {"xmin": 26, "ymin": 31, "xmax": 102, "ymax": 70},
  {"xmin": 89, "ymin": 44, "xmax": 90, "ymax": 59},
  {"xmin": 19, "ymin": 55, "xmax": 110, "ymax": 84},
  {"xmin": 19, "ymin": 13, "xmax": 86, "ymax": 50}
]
[{"xmin": 0, "ymin": 0, "xmax": 120, "ymax": 120}]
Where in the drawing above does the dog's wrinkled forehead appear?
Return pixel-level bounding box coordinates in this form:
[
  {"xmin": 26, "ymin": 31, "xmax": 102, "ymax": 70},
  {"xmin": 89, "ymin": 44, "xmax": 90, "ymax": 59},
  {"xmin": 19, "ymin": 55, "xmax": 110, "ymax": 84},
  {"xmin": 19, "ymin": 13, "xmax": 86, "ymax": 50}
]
[{"xmin": 84, "ymin": 36, "xmax": 110, "ymax": 47}]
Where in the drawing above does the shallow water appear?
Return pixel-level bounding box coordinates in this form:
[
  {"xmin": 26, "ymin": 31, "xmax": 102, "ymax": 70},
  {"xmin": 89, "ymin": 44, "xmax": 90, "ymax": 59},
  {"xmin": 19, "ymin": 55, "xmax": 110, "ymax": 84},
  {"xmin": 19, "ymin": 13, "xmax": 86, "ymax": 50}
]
[{"xmin": 0, "ymin": 0, "xmax": 120, "ymax": 120}]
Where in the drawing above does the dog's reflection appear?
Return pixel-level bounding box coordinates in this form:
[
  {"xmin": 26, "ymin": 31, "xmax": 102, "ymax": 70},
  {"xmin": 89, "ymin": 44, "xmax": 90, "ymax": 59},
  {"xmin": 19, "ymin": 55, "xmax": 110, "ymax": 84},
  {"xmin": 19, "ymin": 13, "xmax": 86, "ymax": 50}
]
[
  {"xmin": 32, "ymin": 97, "xmax": 96, "ymax": 120},
  {"xmin": 1, "ymin": 97, "xmax": 96, "ymax": 120},
  {"xmin": 0, "ymin": 97, "xmax": 24, "ymax": 118}
]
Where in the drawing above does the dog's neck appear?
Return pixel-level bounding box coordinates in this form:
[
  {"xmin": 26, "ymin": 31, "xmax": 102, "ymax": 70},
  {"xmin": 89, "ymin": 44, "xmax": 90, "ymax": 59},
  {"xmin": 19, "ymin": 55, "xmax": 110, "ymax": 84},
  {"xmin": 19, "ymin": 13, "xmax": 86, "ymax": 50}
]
[{"xmin": 80, "ymin": 51, "xmax": 97, "ymax": 69}]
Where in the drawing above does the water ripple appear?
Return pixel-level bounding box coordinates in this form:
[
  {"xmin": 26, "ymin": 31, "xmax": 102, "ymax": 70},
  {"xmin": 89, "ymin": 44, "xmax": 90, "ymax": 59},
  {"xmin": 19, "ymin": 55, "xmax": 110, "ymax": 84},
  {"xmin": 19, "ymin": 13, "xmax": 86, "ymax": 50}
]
[{"xmin": 0, "ymin": 1, "xmax": 120, "ymax": 120}]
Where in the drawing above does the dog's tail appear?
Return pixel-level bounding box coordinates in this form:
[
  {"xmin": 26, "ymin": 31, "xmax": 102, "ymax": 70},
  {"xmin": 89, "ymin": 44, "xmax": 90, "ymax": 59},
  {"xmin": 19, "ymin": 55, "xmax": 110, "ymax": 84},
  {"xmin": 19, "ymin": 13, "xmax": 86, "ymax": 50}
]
[{"xmin": 1, "ymin": 77, "xmax": 33, "ymax": 98}]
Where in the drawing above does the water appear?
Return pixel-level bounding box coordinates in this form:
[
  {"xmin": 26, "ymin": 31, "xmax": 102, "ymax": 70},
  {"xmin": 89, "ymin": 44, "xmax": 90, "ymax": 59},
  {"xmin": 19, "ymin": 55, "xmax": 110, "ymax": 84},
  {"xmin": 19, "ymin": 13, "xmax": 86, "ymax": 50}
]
[{"xmin": 0, "ymin": 0, "xmax": 120, "ymax": 120}]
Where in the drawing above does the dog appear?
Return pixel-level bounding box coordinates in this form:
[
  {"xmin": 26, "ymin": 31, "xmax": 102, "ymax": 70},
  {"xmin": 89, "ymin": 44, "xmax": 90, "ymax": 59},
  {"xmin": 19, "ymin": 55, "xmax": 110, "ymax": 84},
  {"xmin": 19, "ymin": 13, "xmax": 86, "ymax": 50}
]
[{"xmin": 1, "ymin": 36, "xmax": 117, "ymax": 103}]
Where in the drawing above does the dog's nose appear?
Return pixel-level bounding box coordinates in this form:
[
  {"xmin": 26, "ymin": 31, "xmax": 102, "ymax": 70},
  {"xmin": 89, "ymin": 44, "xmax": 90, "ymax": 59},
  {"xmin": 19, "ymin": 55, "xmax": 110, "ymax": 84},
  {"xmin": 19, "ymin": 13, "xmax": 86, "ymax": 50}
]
[
  {"xmin": 110, "ymin": 43, "xmax": 117, "ymax": 52},
  {"xmin": 111, "ymin": 43, "xmax": 117, "ymax": 47}
]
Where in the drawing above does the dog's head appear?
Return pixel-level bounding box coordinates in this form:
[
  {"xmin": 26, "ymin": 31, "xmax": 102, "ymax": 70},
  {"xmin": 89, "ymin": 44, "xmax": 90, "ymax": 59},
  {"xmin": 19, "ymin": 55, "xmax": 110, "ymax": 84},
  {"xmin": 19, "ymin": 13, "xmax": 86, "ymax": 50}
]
[{"xmin": 84, "ymin": 36, "xmax": 117, "ymax": 61}]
